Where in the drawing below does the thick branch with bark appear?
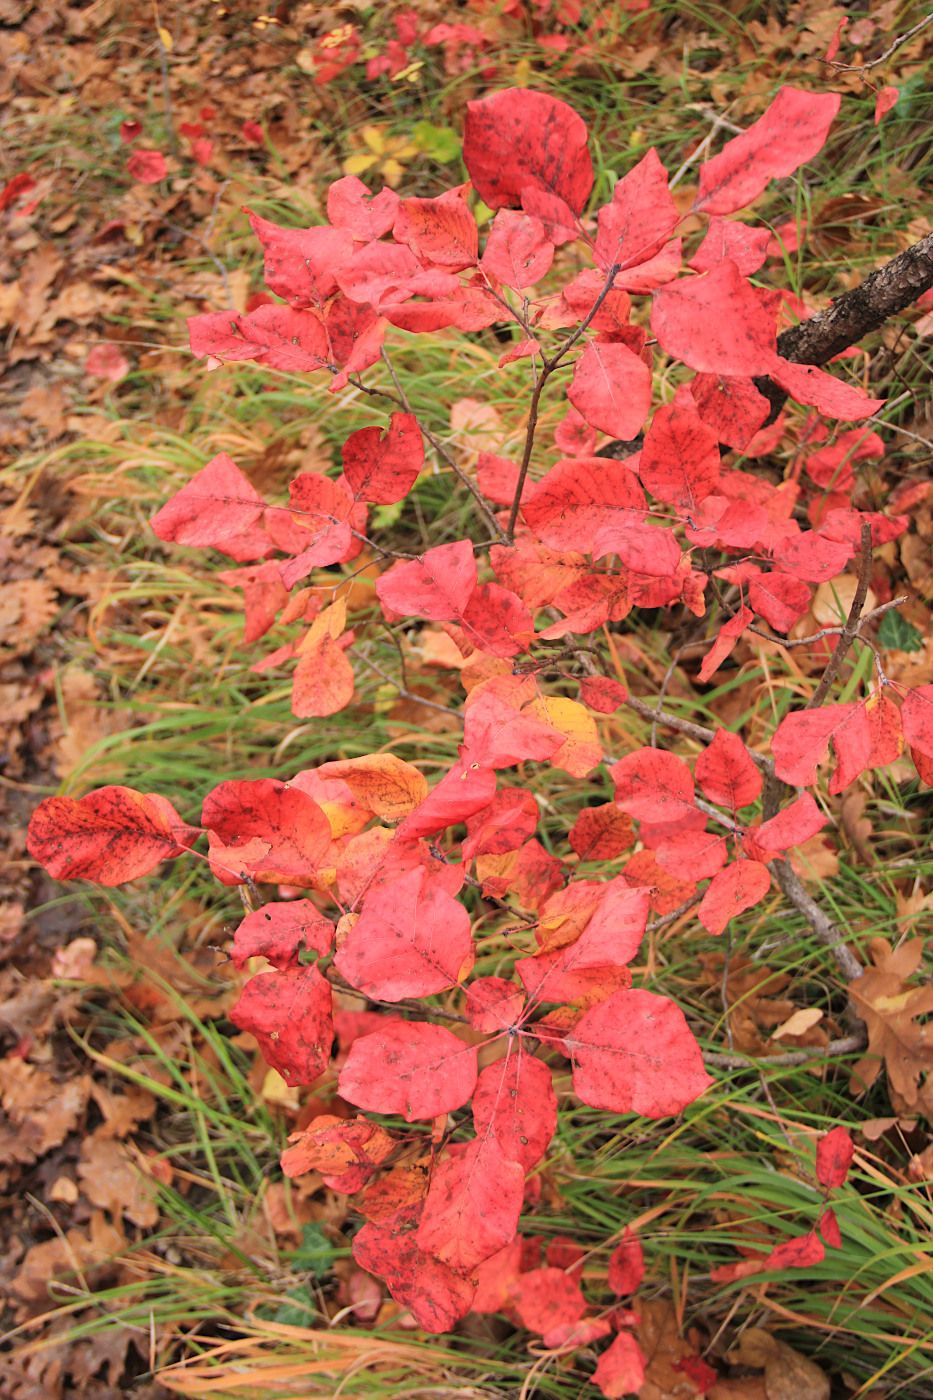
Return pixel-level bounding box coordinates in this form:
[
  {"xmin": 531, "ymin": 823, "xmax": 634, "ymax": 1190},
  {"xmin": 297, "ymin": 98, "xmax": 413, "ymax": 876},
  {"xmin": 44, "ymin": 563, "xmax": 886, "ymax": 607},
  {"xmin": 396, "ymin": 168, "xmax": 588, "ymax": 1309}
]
[{"xmin": 755, "ymin": 229, "xmax": 933, "ymax": 418}]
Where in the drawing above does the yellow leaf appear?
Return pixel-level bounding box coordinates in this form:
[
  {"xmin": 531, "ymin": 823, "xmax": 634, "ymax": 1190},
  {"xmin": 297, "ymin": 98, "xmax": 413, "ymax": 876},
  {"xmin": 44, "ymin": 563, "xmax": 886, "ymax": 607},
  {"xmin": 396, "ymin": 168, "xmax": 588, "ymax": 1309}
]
[
  {"xmin": 157, "ymin": 26, "xmax": 173, "ymax": 50},
  {"xmin": 381, "ymin": 159, "xmax": 406, "ymax": 187},
  {"xmin": 528, "ymin": 695, "xmax": 602, "ymax": 778},
  {"xmin": 316, "ymin": 753, "xmax": 429, "ymax": 821},
  {"xmin": 770, "ymin": 1007, "xmax": 824, "ymax": 1039},
  {"xmin": 343, "ymin": 153, "xmax": 377, "ymax": 177},
  {"xmin": 361, "ymin": 125, "xmax": 387, "ymax": 154},
  {"xmin": 514, "ymin": 57, "xmax": 532, "ymax": 86}
]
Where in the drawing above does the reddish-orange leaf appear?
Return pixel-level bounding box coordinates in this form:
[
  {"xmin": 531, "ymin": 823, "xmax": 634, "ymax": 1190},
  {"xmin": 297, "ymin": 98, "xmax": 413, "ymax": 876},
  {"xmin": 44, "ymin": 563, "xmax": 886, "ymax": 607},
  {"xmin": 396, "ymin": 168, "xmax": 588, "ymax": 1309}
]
[
  {"xmin": 608, "ymin": 1226, "xmax": 644, "ymax": 1295},
  {"xmin": 610, "ymin": 748, "xmax": 696, "ymax": 822},
  {"xmin": 866, "ymin": 691, "xmax": 903, "ymax": 767},
  {"xmin": 819, "ymin": 1207, "xmax": 842, "ymax": 1248},
  {"xmin": 874, "ymin": 86, "xmax": 899, "ymax": 125},
  {"xmin": 472, "ymin": 1053, "xmax": 557, "ymax": 1170},
  {"xmin": 415, "ymin": 1135, "xmax": 524, "ymax": 1274},
  {"xmin": 593, "ymin": 1332, "xmax": 647, "ymax": 1399},
  {"xmin": 771, "ymin": 704, "xmax": 871, "ymax": 793},
  {"xmin": 578, "ymin": 676, "xmax": 628, "ymax": 714},
  {"xmin": 569, "ymin": 804, "xmax": 635, "ymax": 861},
  {"xmin": 623, "ymin": 848, "xmax": 697, "ymax": 915},
  {"xmin": 900, "ymin": 685, "xmax": 933, "ymax": 760},
  {"xmin": 316, "ymin": 753, "xmax": 429, "ymax": 821},
  {"xmin": 292, "ymin": 603, "xmax": 355, "ymax": 718},
  {"xmin": 231, "ymin": 964, "xmax": 333, "ymax": 1085},
  {"xmin": 230, "ymin": 900, "xmax": 334, "ymax": 970},
  {"xmin": 481, "ymin": 209, "xmax": 554, "ymax": 288},
  {"xmin": 27, "ymin": 787, "xmax": 201, "ymax": 886},
  {"xmin": 695, "ymin": 728, "xmax": 762, "ymax": 809},
  {"xmin": 341, "ymin": 412, "xmax": 424, "ymax": 505},
  {"xmin": 201, "ymin": 779, "xmax": 331, "ymax": 888},
  {"xmin": 765, "ymin": 1230, "xmax": 825, "ymax": 1270},
  {"xmin": 522, "ymin": 455, "xmax": 646, "ymax": 552},
  {"xmin": 567, "ymin": 988, "xmax": 712, "ymax": 1116},
  {"xmin": 698, "ymin": 858, "xmax": 771, "ymax": 936},
  {"xmin": 394, "ymin": 185, "xmax": 478, "ymax": 267},
  {"xmin": 462, "ymin": 788, "xmax": 538, "ymax": 863},
  {"xmin": 742, "ymin": 792, "xmax": 825, "ymax": 860},
  {"xmin": 816, "ymin": 1125, "xmax": 854, "ymax": 1188},
  {"xmin": 394, "ymin": 748, "xmax": 498, "ymax": 841},
  {"xmin": 150, "ymin": 453, "xmax": 266, "ymax": 548},
  {"xmin": 697, "ymin": 605, "xmax": 753, "ymax": 683},
  {"xmin": 338, "ymin": 1022, "xmax": 478, "ymax": 1121},
  {"xmin": 509, "ymin": 1266, "xmax": 587, "ymax": 1335},
  {"xmin": 353, "ymin": 1204, "xmax": 476, "ymax": 1333},
  {"xmin": 333, "ymin": 866, "xmax": 473, "ymax": 1001},
  {"xmin": 376, "ymin": 539, "xmax": 477, "ymax": 620},
  {"xmin": 280, "ymin": 1114, "xmax": 395, "ymax": 1190},
  {"xmin": 465, "ymin": 977, "xmax": 525, "ymax": 1033},
  {"xmin": 639, "ymin": 404, "xmax": 720, "ymax": 514},
  {"xmin": 470, "ymin": 1233, "xmax": 524, "ymax": 1313}
]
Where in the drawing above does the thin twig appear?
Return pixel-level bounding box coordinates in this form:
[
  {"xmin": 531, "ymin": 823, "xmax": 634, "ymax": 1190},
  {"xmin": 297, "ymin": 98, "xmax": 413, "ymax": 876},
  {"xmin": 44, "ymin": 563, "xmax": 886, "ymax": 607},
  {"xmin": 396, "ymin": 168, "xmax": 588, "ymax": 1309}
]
[
  {"xmin": 646, "ymin": 891, "xmax": 704, "ymax": 932},
  {"xmin": 767, "ymin": 859, "xmax": 864, "ymax": 985},
  {"xmin": 806, "ymin": 521, "xmax": 873, "ymax": 710},
  {"xmin": 702, "ymin": 1031, "xmax": 866, "ymax": 1070},
  {"xmin": 350, "ymin": 647, "xmax": 457, "ymax": 718},
  {"xmin": 623, "ymin": 695, "xmax": 774, "ymax": 774},
  {"xmin": 828, "ymin": 10, "xmax": 933, "ymax": 73}
]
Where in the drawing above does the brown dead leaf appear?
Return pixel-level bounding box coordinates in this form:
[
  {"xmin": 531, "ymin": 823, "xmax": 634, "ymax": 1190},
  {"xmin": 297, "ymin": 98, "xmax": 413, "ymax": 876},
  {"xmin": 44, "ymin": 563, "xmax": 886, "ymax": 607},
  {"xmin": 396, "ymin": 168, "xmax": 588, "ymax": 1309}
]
[
  {"xmin": 77, "ymin": 1132, "xmax": 160, "ymax": 1227},
  {"xmin": 635, "ymin": 1297, "xmax": 698, "ymax": 1400},
  {"xmin": 89, "ymin": 1080, "xmax": 157, "ymax": 1139},
  {"xmin": 51, "ymin": 666, "xmax": 126, "ymax": 777},
  {"xmin": 0, "ymin": 578, "xmax": 59, "ymax": 658},
  {"xmin": 850, "ymin": 937, "xmax": 933, "ymax": 1117},
  {"xmin": 728, "ymin": 1327, "xmax": 829, "ymax": 1400},
  {"xmin": 20, "ymin": 381, "xmax": 68, "ymax": 439},
  {"xmin": 0, "ymin": 1058, "xmax": 90, "ymax": 1162},
  {"xmin": 11, "ymin": 244, "xmax": 62, "ymax": 339}
]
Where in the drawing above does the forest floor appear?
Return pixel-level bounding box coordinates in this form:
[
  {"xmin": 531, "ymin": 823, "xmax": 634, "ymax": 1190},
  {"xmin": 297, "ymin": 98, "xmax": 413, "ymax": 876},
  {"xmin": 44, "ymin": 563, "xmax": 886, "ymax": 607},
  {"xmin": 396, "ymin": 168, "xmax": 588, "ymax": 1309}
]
[{"xmin": 2, "ymin": 1, "xmax": 933, "ymax": 1398}]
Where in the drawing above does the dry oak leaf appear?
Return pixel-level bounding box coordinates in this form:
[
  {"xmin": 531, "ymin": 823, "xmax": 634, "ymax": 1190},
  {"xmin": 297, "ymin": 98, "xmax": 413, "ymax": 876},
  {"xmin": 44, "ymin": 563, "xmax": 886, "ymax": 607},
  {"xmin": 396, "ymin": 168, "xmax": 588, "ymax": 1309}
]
[
  {"xmin": 77, "ymin": 1131, "xmax": 159, "ymax": 1227},
  {"xmin": 0, "ymin": 1058, "xmax": 91, "ymax": 1162},
  {"xmin": 849, "ymin": 936, "xmax": 933, "ymax": 1115}
]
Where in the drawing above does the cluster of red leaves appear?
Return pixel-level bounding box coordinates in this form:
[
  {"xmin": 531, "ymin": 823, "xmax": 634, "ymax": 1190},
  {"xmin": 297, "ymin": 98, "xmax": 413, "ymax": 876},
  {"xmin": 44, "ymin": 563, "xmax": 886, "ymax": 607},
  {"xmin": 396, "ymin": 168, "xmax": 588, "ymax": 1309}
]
[
  {"xmin": 122, "ymin": 107, "xmax": 265, "ymax": 184},
  {"xmin": 26, "ymin": 82, "xmax": 933, "ymax": 1366}
]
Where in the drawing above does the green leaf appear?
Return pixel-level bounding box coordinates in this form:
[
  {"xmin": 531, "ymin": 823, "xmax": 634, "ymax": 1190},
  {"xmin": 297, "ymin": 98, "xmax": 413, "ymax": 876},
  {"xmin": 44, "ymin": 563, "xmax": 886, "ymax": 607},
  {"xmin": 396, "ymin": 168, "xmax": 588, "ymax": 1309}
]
[
  {"xmin": 877, "ymin": 610, "xmax": 923, "ymax": 653},
  {"xmin": 411, "ymin": 121, "xmax": 462, "ymax": 163}
]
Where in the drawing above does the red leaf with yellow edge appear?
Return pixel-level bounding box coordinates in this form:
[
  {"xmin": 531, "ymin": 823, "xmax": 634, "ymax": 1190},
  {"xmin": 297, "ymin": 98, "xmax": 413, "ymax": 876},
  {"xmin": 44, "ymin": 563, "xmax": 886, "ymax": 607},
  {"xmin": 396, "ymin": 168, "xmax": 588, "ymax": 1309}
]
[
  {"xmin": 608, "ymin": 1227, "xmax": 644, "ymax": 1295},
  {"xmin": 463, "ymin": 685, "xmax": 564, "ymax": 770},
  {"xmin": 695, "ymin": 728, "xmax": 762, "ymax": 810},
  {"xmin": 610, "ymin": 748, "xmax": 696, "ymax": 822},
  {"xmin": 341, "ymin": 412, "xmax": 424, "ymax": 505},
  {"xmin": 280, "ymin": 1114, "xmax": 395, "ymax": 1190},
  {"xmin": 415, "ymin": 1134, "xmax": 524, "ymax": 1274},
  {"xmin": 333, "ymin": 866, "xmax": 473, "ymax": 1001},
  {"xmin": 481, "ymin": 209, "xmax": 554, "ymax": 288},
  {"xmin": 567, "ymin": 988, "xmax": 712, "ymax": 1116},
  {"xmin": 230, "ymin": 900, "xmax": 334, "ymax": 970},
  {"xmin": 578, "ymin": 676, "xmax": 628, "ymax": 714},
  {"xmin": 593, "ymin": 1333, "xmax": 647, "ymax": 1399},
  {"xmin": 338, "ymin": 1021, "xmax": 478, "ymax": 1121},
  {"xmin": 816, "ymin": 1125, "xmax": 854, "ymax": 1188},
  {"xmin": 26, "ymin": 787, "xmax": 201, "ymax": 886},
  {"xmin": 316, "ymin": 753, "xmax": 429, "ymax": 821},
  {"xmin": 695, "ymin": 87, "xmax": 840, "ymax": 215},
  {"xmin": 231, "ymin": 963, "xmax": 333, "ymax": 1086},
  {"xmin": 353, "ymin": 1204, "xmax": 476, "ymax": 1333},
  {"xmin": 472, "ymin": 1052, "xmax": 557, "ymax": 1170},
  {"xmin": 462, "ymin": 788, "xmax": 538, "ymax": 863},
  {"xmin": 202, "ymin": 778, "xmax": 331, "ymax": 888},
  {"xmin": 639, "ymin": 404, "xmax": 720, "ymax": 514},
  {"xmin": 150, "ymin": 453, "xmax": 266, "ymax": 548},
  {"xmin": 569, "ymin": 804, "xmax": 635, "ymax": 861},
  {"xmin": 509, "ymin": 1267, "xmax": 586, "ymax": 1335},
  {"xmin": 465, "ymin": 977, "xmax": 525, "ymax": 1033},
  {"xmin": 698, "ymin": 858, "xmax": 771, "ymax": 936},
  {"xmin": 376, "ymin": 539, "xmax": 477, "ymax": 620},
  {"xmin": 567, "ymin": 341, "xmax": 653, "ymax": 440},
  {"xmin": 463, "ymin": 88, "xmax": 593, "ymax": 216}
]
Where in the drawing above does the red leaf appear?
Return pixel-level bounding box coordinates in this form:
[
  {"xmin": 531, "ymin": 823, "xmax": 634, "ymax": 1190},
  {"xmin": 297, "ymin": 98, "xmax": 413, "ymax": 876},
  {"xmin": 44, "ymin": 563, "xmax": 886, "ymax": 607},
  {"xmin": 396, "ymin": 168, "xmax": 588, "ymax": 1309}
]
[
  {"xmin": 509, "ymin": 1266, "xmax": 587, "ymax": 1334},
  {"xmin": 462, "ymin": 789, "xmax": 539, "ymax": 863},
  {"xmin": 394, "ymin": 185, "xmax": 478, "ymax": 268},
  {"xmin": 689, "ymin": 216, "xmax": 771, "ymax": 275},
  {"xmin": 459, "ymin": 583, "xmax": 534, "ymax": 659},
  {"xmin": 472, "ymin": 1052, "xmax": 557, "ymax": 1170},
  {"xmin": 241, "ymin": 120, "xmax": 265, "ymax": 146},
  {"xmin": 901, "ymin": 685, "xmax": 933, "ymax": 759},
  {"xmin": 201, "ymin": 779, "xmax": 331, "ymax": 887},
  {"xmin": 327, "ymin": 175, "xmax": 401, "ymax": 240},
  {"xmin": 567, "ymin": 341, "xmax": 653, "ymax": 440},
  {"xmin": 126, "ymin": 149, "xmax": 166, "ymax": 183},
  {"xmin": 771, "ymin": 704, "xmax": 871, "ymax": 793},
  {"xmin": 231, "ymin": 964, "xmax": 333, "ymax": 1085},
  {"xmin": 652, "ymin": 260, "xmax": 776, "ymax": 376},
  {"xmin": 522, "ymin": 456, "xmax": 646, "ymax": 553},
  {"xmin": 747, "ymin": 571, "xmax": 812, "ymax": 632},
  {"xmin": 230, "ymin": 900, "xmax": 334, "ymax": 970},
  {"xmin": 639, "ymin": 404, "xmax": 720, "ymax": 514},
  {"xmin": 577, "ymin": 677, "xmax": 628, "ymax": 716},
  {"xmin": 481, "ymin": 210, "xmax": 554, "ymax": 288},
  {"xmin": 341, "ymin": 412, "xmax": 424, "ymax": 504},
  {"xmin": 593, "ymin": 1332, "xmax": 647, "ymax": 1399},
  {"xmin": 767, "ymin": 528, "xmax": 853, "ymax": 582},
  {"xmin": 569, "ymin": 804, "xmax": 635, "ymax": 861},
  {"xmin": 819, "ymin": 1207, "xmax": 842, "ymax": 1248},
  {"xmin": 463, "ymin": 686, "xmax": 563, "ymax": 769},
  {"xmin": 248, "ymin": 211, "xmax": 355, "ymax": 306},
  {"xmin": 353, "ymin": 1206, "xmax": 476, "ymax": 1332},
  {"xmin": 463, "ymin": 88, "xmax": 593, "ymax": 216},
  {"xmin": 816, "ymin": 1125, "xmax": 854, "ymax": 1188},
  {"xmin": 120, "ymin": 120, "xmax": 142, "ymax": 144},
  {"xmin": 608, "ymin": 1227, "xmax": 644, "ymax": 1295},
  {"xmin": 691, "ymin": 372, "xmax": 770, "ymax": 451},
  {"xmin": 477, "ymin": 452, "xmax": 526, "ymax": 506},
  {"xmin": 743, "ymin": 792, "xmax": 826, "ymax": 860},
  {"xmin": 465, "ymin": 977, "xmax": 525, "ymax": 1033},
  {"xmin": 26, "ymin": 787, "xmax": 200, "ymax": 886},
  {"xmin": 695, "ymin": 87, "xmax": 840, "ymax": 215},
  {"xmin": 695, "ymin": 729, "xmax": 762, "ymax": 809},
  {"xmin": 655, "ymin": 829, "xmax": 728, "ymax": 881},
  {"xmin": 85, "ymin": 343, "xmax": 130, "ymax": 382},
  {"xmin": 394, "ymin": 748, "xmax": 497, "ymax": 841},
  {"xmin": 416, "ymin": 1134, "xmax": 524, "ymax": 1273},
  {"xmin": 150, "ymin": 453, "xmax": 265, "ymax": 548},
  {"xmin": 188, "ymin": 305, "xmax": 331, "ymax": 373},
  {"xmin": 874, "ymin": 86, "xmax": 899, "ymax": 125},
  {"xmin": 338, "ymin": 1021, "xmax": 478, "ymax": 1121},
  {"xmin": 765, "ymin": 1229, "xmax": 825, "ymax": 1270},
  {"xmin": 673, "ymin": 1356, "xmax": 719, "ymax": 1393},
  {"xmin": 567, "ymin": 988, "xmax": 712, "ymax": 1115},
  {"xmin": 281, "ymin": 1114, "xmax": 395, "ymax": 1191},
  {"xmin": 866, "ymin": 691, "xmax": 903, "ymax": 767},
  {"xmin": 376, "ymin": 540, "xmax": 477, "ymax": 620},
  {"xmin": 769, "ymin": 359, "xmax": 885, "ymax": 420},
  {"xmin": 333, "ymin": 866, "xmax": 474, "ymax": 1001},
  {"xmin": 543, "ymin": 1317, "xmax": 612, "ymax": 1350},
  {"xmin": 594, "ymin": 148, "xmax": 679, "ymax": 275},
  {"xmin": 698, "ymin": 858, "xmax": 771, "ymax": 935},
  {"xmin": 610, "ymin": 748, "xmax": 696, "ymax": 822},
  {"xmin": 520, "ymin": 187, "xmax": 580, "ymax": 245}
]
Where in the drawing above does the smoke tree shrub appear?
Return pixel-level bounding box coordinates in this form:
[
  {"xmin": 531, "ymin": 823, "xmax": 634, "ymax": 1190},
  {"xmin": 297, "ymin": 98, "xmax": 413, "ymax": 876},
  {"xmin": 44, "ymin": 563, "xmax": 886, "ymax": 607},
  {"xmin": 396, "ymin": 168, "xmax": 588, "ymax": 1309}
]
[{"xmin": 28, "ymin": 84, "xmax": 928, "ymax": 1382}]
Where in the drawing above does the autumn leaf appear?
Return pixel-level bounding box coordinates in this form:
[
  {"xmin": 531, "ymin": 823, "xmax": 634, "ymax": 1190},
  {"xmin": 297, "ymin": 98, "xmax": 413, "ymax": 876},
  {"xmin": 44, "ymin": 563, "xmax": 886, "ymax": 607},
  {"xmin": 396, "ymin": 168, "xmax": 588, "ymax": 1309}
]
[
  {"xmin": 338, "ymin": 1022, "xmax": 479, "ymax": 1121},
  {"xmin": 463, "ymin": 88, "xmax": 594, "ymax": 216},
  {"xmin": 415, "ymin": 1134, "xmax": 524, "ymax": 1274},
  {"xmin": 231, "ymin": 964, "xmax": 333, "ymax": 1085},
  {"xmin": 27, "ymin": 787, "xmax": 201, "ymax": 886}
]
